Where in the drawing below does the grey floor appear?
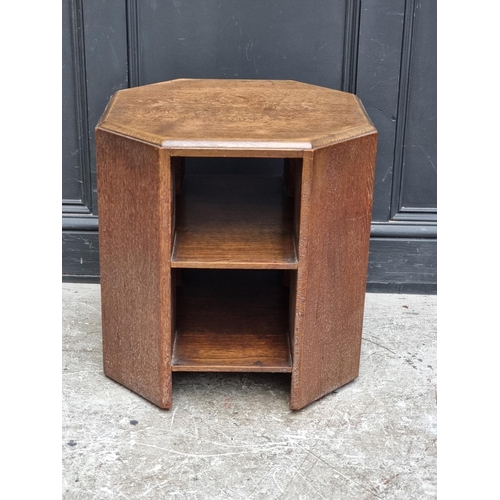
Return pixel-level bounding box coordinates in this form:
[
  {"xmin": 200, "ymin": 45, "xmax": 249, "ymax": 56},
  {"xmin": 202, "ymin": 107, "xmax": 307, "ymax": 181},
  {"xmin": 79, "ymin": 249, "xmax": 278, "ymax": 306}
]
[{"xmin": 62, "ymin": 284, "xmax": 436, "ymax": 499}]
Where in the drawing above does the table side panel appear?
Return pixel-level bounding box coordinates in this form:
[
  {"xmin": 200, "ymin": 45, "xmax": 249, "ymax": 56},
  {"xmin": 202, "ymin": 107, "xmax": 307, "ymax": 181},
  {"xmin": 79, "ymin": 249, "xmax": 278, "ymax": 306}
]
[
  {"xmin": 96, "ymin": 130, "xmax": 173, "ymax": 408},
  {"xmin": 291, "ymin": 134, "xmax": 378, "ymax": 410}
]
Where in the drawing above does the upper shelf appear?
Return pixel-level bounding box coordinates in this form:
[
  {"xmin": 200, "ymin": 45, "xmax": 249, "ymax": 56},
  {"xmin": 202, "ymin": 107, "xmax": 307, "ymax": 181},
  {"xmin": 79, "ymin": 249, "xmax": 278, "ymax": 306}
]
[
  {"xmin": 97, "ymin": 79, "xmax": 376, "ymax": 151},
  {"xmin": 171, "ymin": 174, "xmax": 297, "ymax": 270}
]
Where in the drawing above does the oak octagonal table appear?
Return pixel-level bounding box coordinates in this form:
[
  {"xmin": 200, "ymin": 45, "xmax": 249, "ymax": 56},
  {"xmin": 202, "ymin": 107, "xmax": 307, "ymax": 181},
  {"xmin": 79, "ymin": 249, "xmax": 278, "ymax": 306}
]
[{"xmin": 96, "ymin": 79, "xmax": 377, "ymax": 410}]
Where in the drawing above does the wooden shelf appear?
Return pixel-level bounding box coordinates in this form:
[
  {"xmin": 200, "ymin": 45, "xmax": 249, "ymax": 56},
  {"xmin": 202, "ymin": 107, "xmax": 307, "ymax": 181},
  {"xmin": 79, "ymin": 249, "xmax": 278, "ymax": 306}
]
[
  {"xmin": 172, "ymin": 270, "xmax": 292, "ymax": 372},
  {"xmin": 171, "ymin": 174, "xmax": 297, "ymax": 269}
]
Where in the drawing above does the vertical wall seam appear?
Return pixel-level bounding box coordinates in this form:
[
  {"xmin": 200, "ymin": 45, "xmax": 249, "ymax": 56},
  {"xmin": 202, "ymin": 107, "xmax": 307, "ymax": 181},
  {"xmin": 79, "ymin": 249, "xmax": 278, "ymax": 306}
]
[
  {"xmin": 342, "ymin": 0, "xmax": 362, "ymax": 93},
  {"xmin": 66, "ymin": 0, "xmax": 92, "ymax": 213},
  {"xmin": 390, "ymin": 0, "xmax": 416, "ymax": 219},
  {"xmin": 126, "ymin": 0, "xmax": 141, "ymax": 87}
]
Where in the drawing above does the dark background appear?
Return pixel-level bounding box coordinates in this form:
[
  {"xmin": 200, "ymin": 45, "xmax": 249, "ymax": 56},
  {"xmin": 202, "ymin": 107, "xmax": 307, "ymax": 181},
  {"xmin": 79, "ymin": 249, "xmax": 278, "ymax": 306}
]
[{"xmin": 62, "ymin": 0, "xmax": 436, "ymax": 293}]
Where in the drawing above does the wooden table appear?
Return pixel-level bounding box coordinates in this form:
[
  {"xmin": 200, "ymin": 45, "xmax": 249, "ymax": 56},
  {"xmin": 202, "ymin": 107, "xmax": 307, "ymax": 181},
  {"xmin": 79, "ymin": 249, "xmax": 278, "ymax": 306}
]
[{"xmin": 96, "ymin": 79, "xmax": 377, "ymax": 410}]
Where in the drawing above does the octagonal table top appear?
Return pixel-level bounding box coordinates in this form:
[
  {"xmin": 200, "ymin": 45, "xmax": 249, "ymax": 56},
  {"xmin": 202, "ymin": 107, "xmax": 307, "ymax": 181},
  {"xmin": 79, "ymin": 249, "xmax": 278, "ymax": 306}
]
[{"xmin": 97, "ymin": 79, "xmax": 375, "ymax": 151}]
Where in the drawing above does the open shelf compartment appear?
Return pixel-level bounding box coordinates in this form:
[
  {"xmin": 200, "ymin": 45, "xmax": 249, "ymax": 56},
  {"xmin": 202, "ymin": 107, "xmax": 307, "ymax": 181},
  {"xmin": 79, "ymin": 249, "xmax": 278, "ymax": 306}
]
[
  {"xmin": 170, "ymin": 157, "xmax": 301, "ymax": 270},
  {"xmin": 171, "ymin": 269, "xmax": 293, "ymax": 372}
]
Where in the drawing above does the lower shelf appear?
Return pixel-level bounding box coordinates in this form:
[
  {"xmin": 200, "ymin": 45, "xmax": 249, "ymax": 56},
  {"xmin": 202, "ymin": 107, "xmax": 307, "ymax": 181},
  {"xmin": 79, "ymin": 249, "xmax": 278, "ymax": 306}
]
[{"xmin": 172, "ymin": 270, "xmax": 292, "ymax": 372}]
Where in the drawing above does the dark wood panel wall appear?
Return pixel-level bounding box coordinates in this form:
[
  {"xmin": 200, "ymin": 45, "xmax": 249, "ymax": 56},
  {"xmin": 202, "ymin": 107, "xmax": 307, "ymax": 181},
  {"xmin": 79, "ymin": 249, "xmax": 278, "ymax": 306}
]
[{"xmin": 62, "ymin": 0, "xmax": 436, "ymax": 292}]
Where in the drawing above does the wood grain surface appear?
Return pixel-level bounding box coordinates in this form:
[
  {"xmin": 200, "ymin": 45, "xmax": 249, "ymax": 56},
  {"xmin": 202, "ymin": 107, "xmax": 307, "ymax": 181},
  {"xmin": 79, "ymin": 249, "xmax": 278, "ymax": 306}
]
[
  {"xmin": 98, "ymin": 79, "xmax": 375, "ymax": 150},
  {"xmin": 172, "ymin": 270, "xmax": 292, "ymax": 372},
  {"xmin": 171, "ymin": 174, "xmax": 297, "ymax": 269},
  {"xmin": 96, "ymin": 130, "xmax": 173, "ymax": 409},
  {"xmin": 290, "ymin": 133, "xmax": 378, "ymax": 410}
]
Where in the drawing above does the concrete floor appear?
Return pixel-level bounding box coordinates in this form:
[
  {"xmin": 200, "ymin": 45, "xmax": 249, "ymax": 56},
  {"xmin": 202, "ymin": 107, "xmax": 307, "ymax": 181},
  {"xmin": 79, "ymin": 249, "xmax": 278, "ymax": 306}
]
[{"xmin": 62, "ymin": 284, "xmax": 436, "ymax": 499}]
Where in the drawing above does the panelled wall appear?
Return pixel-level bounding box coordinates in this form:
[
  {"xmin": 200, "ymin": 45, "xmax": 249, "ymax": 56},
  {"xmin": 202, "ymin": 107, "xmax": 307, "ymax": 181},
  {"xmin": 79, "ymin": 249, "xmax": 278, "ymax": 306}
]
[{"xmin": 62, "ymin": 0, "xmax": 436, "ymax": 292}]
